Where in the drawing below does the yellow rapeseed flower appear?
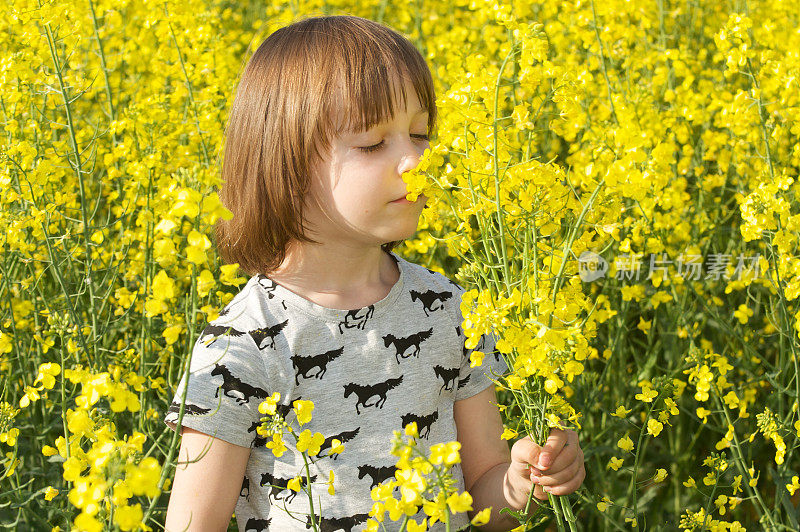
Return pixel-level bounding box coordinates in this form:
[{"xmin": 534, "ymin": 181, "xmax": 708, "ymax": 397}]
[
  {"xmin": 287, "ymin": 476, "xmax": 302, "ymax": 492},
  {"xmin": 296, "ymin": 429, "xmax": 325, "ymax": 456},
  {"xmin": 258, "ymin": 392, "xmax": 281, "ymax": 416},
  {"xmin": 611, "ymin": 405, "xmax": 632, "ymax": 418},
  {"xmin": 471, "ymin": 507, "xmax": 492, "ymax": 526},
  {"xmin": 786, "ymin": 475, "xmax": 800, "ymax": 496},
  {"xmin": 328, "ymin": 438, "xmax": 344, "ymax": 456},
  {"xmin": 327, "ymin": 470, "xmax": 335, "ymax": 496},
  {"xmin": 293, "ymin": 399, "xmax": 314, "ymax": 425},
  {"xmin": 446, "ymin": 491, "xmax": 473, "ymax": 514},
  {"xmin": 647, "ymin": 419, "xmax": 664, "ymax": 437},
  {"xmin": 407, "ymin": 517, "xmax": 428, "ymax": 532},
  {"xmin": 608, "ymin": 457, "xmax": 624, "ymax": 471},
  {"xmin": 265, "ymin": 433, "xmax": 286, "ymax": 458},
  {"xmin": 617, "ymin": 435, "xmax": 634, "ymax": 452}
]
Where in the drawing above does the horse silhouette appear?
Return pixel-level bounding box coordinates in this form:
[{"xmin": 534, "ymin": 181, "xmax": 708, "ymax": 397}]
[
  {"xmin": 343, "ymin": 376, "xmax": 403, "ymax": 415},
  {"xmin": 433, "ymin": 365, "xmax": 460, "ymax": 393},
  {"xmin": 244, "ymin": 516, "xmax": 271, "ymax": 532},
  {"xmin": 337, "ymin": 305, "xmax": 375, "ymax": 334},
  {"xmin": 259, "ymin": 471, "xmax": 316, "ymax": 504},
  {"xmin": 401, "ymin": 410, "xmax": 438, "ymax": 439},
  {"xmin": 198, "ymin": 324, "xmax": 246, "ymax": 347},
  {"xmin": 318, "ymin": 427, "xmax": 360, "ymax": 460},
  {"xmin": 248, "ymin": 319, "xmax": 290, "ymax": 350},
  {"xmin": 240, "ymin": 475, "xmax": 250, "ymax": 501},
  {"xmin": 357, "ymin": 463, "xmax": 397, "ymax": 489},
  {"xmin": 383, "ymin": 327, "xmax": 434, "ymax": 363},
  {"xmin": 409, "ymin": 289, "xmax": 452, "ymax": 316},
  {"xmin": 167, "ymin": 401, "xmax": 210, "ymax": 417},
  {"xmin": 304, "ymin": 512, "xmax": 370, "ymax": 532},
  {"xmin": 291, "ymin": 346, "xmax": 345, "ymax": 385},
  {"xmin": 210, "ymin": 363, "xmax": 269, "ymax": 406}
]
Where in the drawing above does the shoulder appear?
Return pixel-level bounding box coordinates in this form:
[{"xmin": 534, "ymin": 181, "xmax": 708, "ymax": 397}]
[
  {"xmin": 208, "ymin": 274, "xmax": 290, "ymax": 332},
  {"xmin": 395, "ymin": 255, "xmax": 471, "ymax": 327},
  {"xmin": 397, "ymin": 255, "xmax": 465, "ymax": 294}
]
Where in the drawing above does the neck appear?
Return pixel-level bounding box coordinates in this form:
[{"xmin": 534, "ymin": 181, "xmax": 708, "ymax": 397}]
[{"xmin": 268, "ymin": 242, "xmax": 398, "ymax": 298}]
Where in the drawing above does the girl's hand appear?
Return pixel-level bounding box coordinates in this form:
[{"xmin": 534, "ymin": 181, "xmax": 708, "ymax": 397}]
[{"xmin": 507, "ymin": 428, "xmax": 585, "ymax": 504}]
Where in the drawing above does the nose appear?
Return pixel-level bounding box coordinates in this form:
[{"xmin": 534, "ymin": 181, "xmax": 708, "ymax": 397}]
[{"xmin": 397, "ymin": 135, "xmax": 428, "ymax": 176}]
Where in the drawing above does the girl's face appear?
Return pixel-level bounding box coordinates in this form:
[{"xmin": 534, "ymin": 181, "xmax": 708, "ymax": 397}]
[{"xmin": 305, "ymin": 78, "xmax": 430, "ymax": 249}]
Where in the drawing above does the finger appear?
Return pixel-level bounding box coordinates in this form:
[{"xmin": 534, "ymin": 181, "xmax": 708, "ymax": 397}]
[
  {"xmin": 541, "ymin": 463, "xmax": 586, "ymax": 496},
  {"xmin": 531, "ymin": 454, "xmax": 583, "ymax": 487},
  {"xmin": 523, "ymin": 478, "xmax": 551, "ymax": 502},
  {"xmin": 510, "ymin": 435, "xmax": 544, "ymax": 476},
  {"xmin": 537, "ymin": 429, "xmax": 568, "ymax": 470},
  {"xmin": 533, "ymin": 482, "xmax": 550, "ymax": 501},
  {"xmin": 538, "ymin": 440, "xmax": 582, "ymax": 475}
]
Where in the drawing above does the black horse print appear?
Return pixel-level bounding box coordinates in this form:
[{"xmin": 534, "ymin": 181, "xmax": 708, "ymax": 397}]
[
  {"xmin": 383, "ymin": 327, "xmax": 434, "ymax": 364},
  {"xmin": 198, "ymin": 323, "xmax": 246, "ymax": 347},
  {"xmin": 291, "ymin": 346, "xmax": 345, "ymax": 385},
  {"xmin": 455, "ymin": 326, "xmax": 469, "ymax": 359},
  {"xmin": 167, "ymin": 400, "xmax": 210, "ymax": 417},
  {"xmin": 240, "ymin": 475, "xmax": 250, "ymax": 501},
  {"xmin": 260, "ymin": 471, "xmax": 317, "ymax": 504},
  {"xmin": 255, "ymin": 274, "xmax": 279, "ymax": 298},
  {"xmin": 410, "ymin": 289, "xmax": 452, "ymax": 316},
  {"xmin": 458, "ymin": 374, "xmax": 471, "ymax": 389},
  {"xmin": 305, "ymin": 512, "xmax": 370, "ymax": 532},
  {"xmin": 276, "ymin": 399, "xmax": 296, "ymax": 418},
  {"xmin": 249, "ymin": 319, "xmax": 290, "ymax": 350},
  {"xmin": 211, "ymin": 363, "xmax": 270, "ymax": 406},
  {"xmin": 357, "ymin": 463, "xmax": 397, "ymax": 489},
  {"xmin": 338, "ymin": 305, "xmax": 375, "ymax": 334},
  {"xmin": 244, "ymin": 517, "xmax": 271, "ymax": 532},
  {"xmin": 343, "ymin": 376, "xmax": 403, "ymax": 415},
  {"xmin": 318, "ymin": 428, "xmax": 360, "ymax": 460},
  {"xmin": 433, "ymin": 365, "xmax": 460, "ymax": 393},
  {"xmin": 254, "ymin": 276, "xmax": 290, "ymax": 309},
  {"xmin": 400, "ymin": 410, "xmax": 438, "ymax": 439}
]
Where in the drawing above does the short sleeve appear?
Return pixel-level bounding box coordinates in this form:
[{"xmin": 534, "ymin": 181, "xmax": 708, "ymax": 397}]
[
  {"xmin": 163, "ymin": 325, "xmax": 271, "ymax": 448},
  {"xmin": 454, "ymin": 329, "xmax": 509, "ymax": 401},
  {"xmin": 451, "ymin": 285, "xmax": 510, "ymax": 401}
]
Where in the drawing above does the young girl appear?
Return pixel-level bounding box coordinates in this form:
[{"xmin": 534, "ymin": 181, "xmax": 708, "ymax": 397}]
[{"xmin": 163, "ymin": 14, "xmax": 585, "ymax": 532}]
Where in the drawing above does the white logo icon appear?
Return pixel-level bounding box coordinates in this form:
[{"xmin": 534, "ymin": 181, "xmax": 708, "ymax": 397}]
[{"xmin": 578, "ymin": 251, "xmax": 608, "ymax": 282}]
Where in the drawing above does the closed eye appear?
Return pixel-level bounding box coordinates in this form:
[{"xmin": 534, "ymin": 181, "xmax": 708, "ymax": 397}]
[{"xmin": 359, "ymin": 134, "xmax": 430, "ymax": 153}]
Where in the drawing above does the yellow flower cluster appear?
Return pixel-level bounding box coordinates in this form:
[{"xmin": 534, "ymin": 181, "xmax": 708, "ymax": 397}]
[
  {"xmin": 255, "ymin": 394, "xmax": 343, "ymax": 511},
  {"xmin": 755, "ymin": 408, "xmax": 787, "ymax": 466},
  {"xmin": 40, "ymin": 414, "xmax": 160, "ymax": 531},
  {"xmin": 365, "ymin": 422, "xmax": 491, "ymax": 531}
]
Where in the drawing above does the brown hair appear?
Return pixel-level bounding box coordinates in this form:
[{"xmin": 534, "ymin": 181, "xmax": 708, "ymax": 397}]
[{"xmin": 214, "ymin": 15, "xmax": 438, "ymax": 277}]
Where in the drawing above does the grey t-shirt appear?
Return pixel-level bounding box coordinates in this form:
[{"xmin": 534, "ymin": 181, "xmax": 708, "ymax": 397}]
[{"xmin": 164, "ymin": 251, "xmax": 509, "ymax": 532}]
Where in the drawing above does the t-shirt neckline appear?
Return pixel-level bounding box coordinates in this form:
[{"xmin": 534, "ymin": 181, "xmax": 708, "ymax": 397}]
[{"xmin": 254, "ymin": 250, "xmax": 406, "ymax": 322}]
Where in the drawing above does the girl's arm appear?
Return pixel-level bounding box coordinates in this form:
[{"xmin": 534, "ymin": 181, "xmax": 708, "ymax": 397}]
[
  {"xmin": 454, "ymin": 385, "xmax": 537, "ymax": 532},
  {"xmin": 164, "ymin": 427, "xmax": 251, "ymax": 532}
]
